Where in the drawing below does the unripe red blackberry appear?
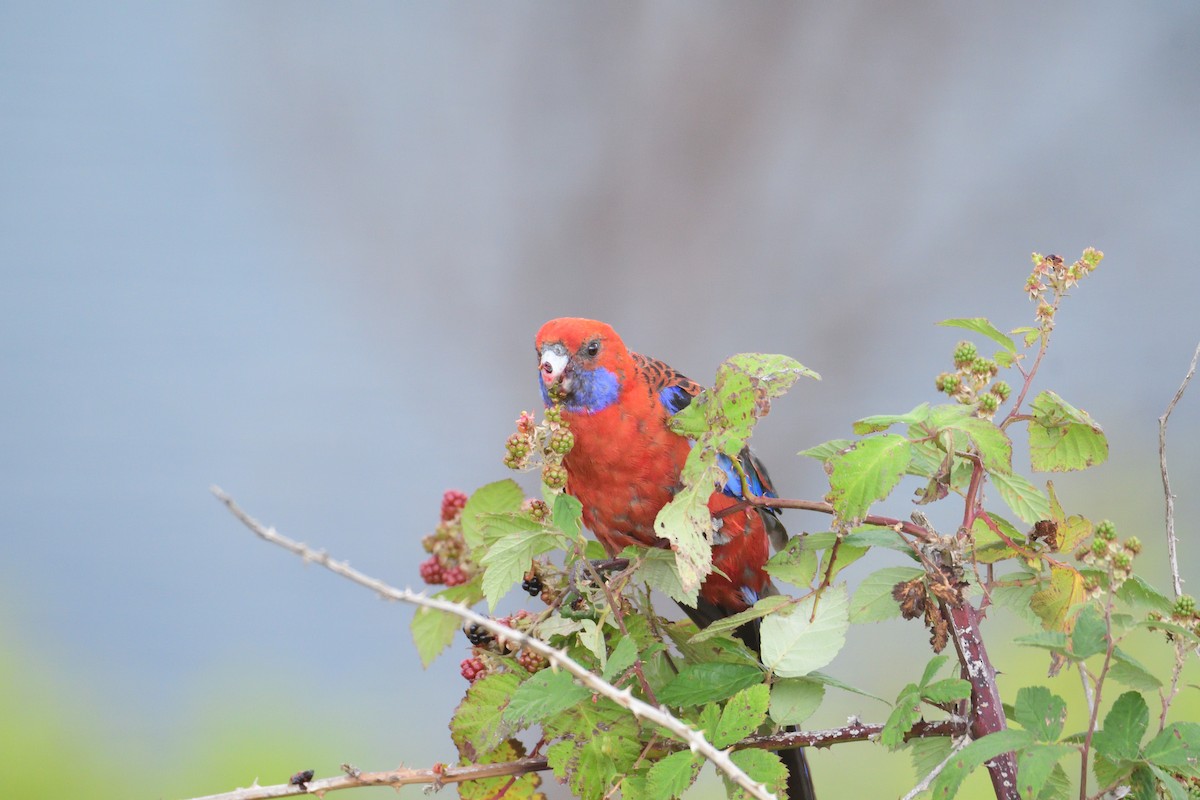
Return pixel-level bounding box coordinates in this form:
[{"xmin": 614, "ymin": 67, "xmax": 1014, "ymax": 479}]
[
  {"xmin": 549, "ymin": 429, "xmax": 575, "ymax": 455},
  {"xmin": 1091, "ymin": 539, "xmax": 1109, "ymax": 557},
  {"xmin": 1174, "ymin": 595, "xmax": 1196, "ymax": 618},
  {"xmin": 419, "ymin": 556, "xmax": 445, "ymax": 585},
  {"xmin": 441, "ymin": 490, "xmax": 468, "ymax": 522},
  {"xmin": 443, "ymin": 565, "xmax": 469, "ymax": 587},
  {"xmin": 523, "ymin": 499, "xmax": 550, "ymax": 522},
  {"xmin": 1082, "ymin": 576, "xmax": 1100, "ymax": 593},
  {"xmin": 542, "ymin": 463, "xmax": 568, "ymax": 490},
  {"xmin": 1096, "ymin": 520, "xmax": 1117, "ymax": 541},
  {"xmin": 460, "ymin": 656, "xmax": 487, "ymax": 683},
  {"xmin": 1123, "ymin": 537, "xmax": 1142, "ymax": 555},
  {"xmin": 516, "ymin": 649, "xmax": 547, "ymax": 673},
  {"xmin": 953, "ymin": 341, "xmax": 977, "ymax": 368},
  {"xmin": 540, "ymin": 585, "xmax": 557, "ymax": 605}
]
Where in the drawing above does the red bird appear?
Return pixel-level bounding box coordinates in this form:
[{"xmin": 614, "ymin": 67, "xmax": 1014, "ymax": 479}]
[{"xmin": 535, "ymin": 317, "xmax": 815, "ymax": 800}]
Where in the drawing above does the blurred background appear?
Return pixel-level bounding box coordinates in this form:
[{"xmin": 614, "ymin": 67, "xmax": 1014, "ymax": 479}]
[{"xmin": 3, "ymin": 3, "xmax": 1198, "ymax": 798}]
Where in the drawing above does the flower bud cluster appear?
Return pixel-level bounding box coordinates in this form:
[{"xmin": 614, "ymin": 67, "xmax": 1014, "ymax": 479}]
[
  {"xmin": 1073, "ymin": 519, "xmax": 1140, "ymax": 590},
  {"xmin": 935, "ymin": 340, "xmax": 1011, "ymax": 420},
  {"xmin": 1026, "ymin": 248, "xmax": 1103, "ymax": 302},
  {"xmin": 419, "ymin": 490, "xmax": 477, "ymax": 587},
  {"xmin": 503, "ymin": 404, "xmax": 574, "ymax": 493}
]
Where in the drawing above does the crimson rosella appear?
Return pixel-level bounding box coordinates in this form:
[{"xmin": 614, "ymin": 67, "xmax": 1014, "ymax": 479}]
[{"xmin": 534, "ymin": 317, "xmax": 816, "ymax": 800}]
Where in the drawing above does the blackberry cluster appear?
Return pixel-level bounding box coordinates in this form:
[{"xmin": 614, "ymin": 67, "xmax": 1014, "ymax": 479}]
[
  {"xmin": 502, "ymin": 403, "xmax": 574, "ymax": 493},
  {"xmin": 521, "ymin": 570, "xmax": 543, "ymax": 597},
  {"xmin": 460, "ymin": 655, "xmax": 487, "ymax": 683},
  {"xmin": 934, "ymin": 340, "xmax": 1010, "ymax": 421},
  {"xmin": 463, "ymin": 622, "xmax": 493, "ymax": 646},
  {"xmin": 516, "ymin": 649, "xmax": 547, "ymax": 674},
  {"xmin": 1072, "ymin": 519, "xmax": 1140, "ymax": 590},
  {"xmin": 419, "ymin": 490, "xmax": 477, "ymax": 587}
]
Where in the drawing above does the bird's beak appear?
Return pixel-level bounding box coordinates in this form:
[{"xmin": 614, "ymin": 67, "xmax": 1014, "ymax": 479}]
[{"xmin": 539, "ymin": 344, "xmax": 572, "ymax": 392}]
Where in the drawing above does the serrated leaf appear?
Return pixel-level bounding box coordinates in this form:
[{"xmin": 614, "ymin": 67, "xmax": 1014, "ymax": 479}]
[
  {"xmin": 1146, "ymin": 764, "xmax": 1190, "ymax": 800},
  {"xmin": 727, "ymin": 749, "xmax": 789, "ymax": 800},
  {"xmin": 654, "ymin": 474, "xmax": 720, "ymax": 597},
  {"xmin": 805, "ymin": 670, "xmax": 889, "ymax": 704},
  {"xmin": 658, "ymin": 662, "xmax": 764, "ymax": 707},
  {"xmin": 602, "ymin": 635, "xmax": 640, "ymax": 682},
  {"xmin": 991, "ymin": 471, "xmax": 1051, "ymax": 525},
  {"xmin": 799, "ymin": 438, "xmax": 853, "ymax": 461},
  {"xmin": 945, "ymin": 412, "xmax": 1013, "ymax": 476},
  {"xmin": 909, "ymin": 736, "xmax": 954, "ymax": 782},
  {"xmin": 713, "ymin": 684, "xmax": 770, "ymax": 748},
  {"xmin": 480, "ymin": 530, "xmax": 559, "ymax": 610},
  {"xmin": 1013, "ymin": 686, "xmax": 1067, "ymax": 742},
  {"xmin": 636, "ymin": 548, "xmax": 699, "ymax": 606},
  {"xmin": 930, "ymin": 729, "xmax": 1032, "ymax": 799},
  {"xmin": 552, "ymin": 492, "xmax": 583, "ymax": 537},
  {"xmin": 1115, "ymin": 575, "xmax": 1175, "ymax": 615},
  {"xmin": 690, "ymin": 595, "xmax": 792, "ymax": 643},
  {"xmin": 1069, "ymin": 605, "xmax": 1107, "ymax": 660},
  {"xmin": 1016, "ymin": 744, "xmax": 1074, "ymax": 800},
  {"xmin": 1029, "ymin": 566, "xmax": 1087, "ymax": 634},
  {"xmin": 990, "ymin": 576, "xmax": 1043, "ymax": 624},
  {"xmin": 922, "ymin": 679, "xmax": 971, "ymax": 704},
  {"xmin": 1092, "ymin": 691, "xmax": 1148, "ymax": 762},
  {"xmin": 850, "ymin": 566, "xmax": 924, "ymax": 623},
  {"xmin": 853, "ymin": 403, "xmax": 932, "ymax": 435},
  {"xmin": 1108, "ymin": 648, "xmax": 1163, "ymax": 692},
  {"xmin": 1013, "ymin": 631, "xmax": 1069, "ymax": 652},
  {"xmin": 410, "ymin": 605, "xmax": 461, "ymax": 668},
  {"xmin": 461, "ymin": 480, "xmax": 526, "ymax": 547},
  {"xmin": 761, "ymin": 584, "xmax": 850, "ymax": 678},
  {"xmin": 645, "ymin": 750, "xmax": 702, "ymax": 799},
  {"xmin": 457, "ymin": 738, "xmax": 542, "ymax": 800},
  {"xmin": 920, "ymin": 654, "xmax": 952, "ymax": 687},
  {"xmin": 451, "ymin": 671, "xmax": 522, "ymax": 760},
  {"xmin": 819, "ymin": 542, "xmax": 868, "ymax": 584},
  {"xmin": 939, "ymin": 317, "xmax": 1017, "ymax": 353},
  {"xmin": 1037, "ymin": 762, "xmax": 1071, "ymax": 800},
  {"xmin": 1144, "ymin": 722, "xmax": 1200, "ymax": 777},
  {"xmin": 504, "ymin": 668, "xmax": 590, "ymax": 726},
  {"xmin": 842, "ymin": 526, "xmax": 913, "ymax": 554},
  {"xmin": 825, "ymin": 435, "xmax": 913, "ymax": 522},
  {"xmin": 881, "ymin": 685, "xmax": 922, "ymax": 750},
  {"xmin": 1028, "ymin": 391, "xmax": 1109, "ymax": 472},
  {"xmin": 543, "ymin": 700, "xmax": 642, "ymax": 800},
  {"xmin": 768, "ymin": 678, "xmax": 825, "ymax": 725},
  {"xmin": 765, "ymin": 543, "xmax": 819, "ymax": 588}
]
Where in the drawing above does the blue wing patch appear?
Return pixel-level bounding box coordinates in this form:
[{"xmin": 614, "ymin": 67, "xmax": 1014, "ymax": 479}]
[
  {"xmin": 658, "ymin": 385, "xmax": 694, "ymax": 414},
  {"xmin": 717, "ymin": 452, "xmax": 778, "ymax": 502}
]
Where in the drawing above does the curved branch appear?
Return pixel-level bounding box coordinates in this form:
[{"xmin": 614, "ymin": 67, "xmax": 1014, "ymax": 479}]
[
  {"xmin": 1158, "ymin": 340, "xmax": 1200, "ymax": 598},
  {"xmin": 209, "ymin": 487, "xmax": 777, "ymax": 800}
]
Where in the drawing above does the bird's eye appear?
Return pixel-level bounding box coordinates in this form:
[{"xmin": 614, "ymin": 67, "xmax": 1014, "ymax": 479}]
[{"xmin": 584, "ymin": 341, "xmax": 601, "ymax": 358}]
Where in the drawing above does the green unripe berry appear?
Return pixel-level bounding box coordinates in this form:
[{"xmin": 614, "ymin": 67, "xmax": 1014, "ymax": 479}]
[
  {"xmin": 953, "ymin": 341, "xmax": 978, "ymax": 367},
  {"xmin": 990, "ymin": 381, "xmax": 1012, "ymax": 401},
  {"xmin": 549, "ymin": 429, "xmax": 575, "ymax": 455},
  {"xmin": 1082, "ymin": 577, "xmax": 1100, "ymax": 593},
  {"xmin": 1074, "ymin": 547, "xmax": 1090, "ymax": 562},
  {"xmin": 541, "ymin": 463, "xmax": 568, "ymax": 490},
  {"xmin": 1096, "ymin": 520, "xmax": 1117, "ymax": 541},
  {"xmin": 978, "ymin": 394, "xmax": 999, "ymax": 412},
  {"xmin": 1113, "ymin": 551, "xmax": 1133, "ymax": 570},
  {"xmin": 971, "ymin": 357, "xmax": 998, "ymax": 378},
  {"xmin": 1091, "ymin": 538, "xmax": 1109, "ymax": 557},
  {"xmin": 1123, "ymin": 537, "xmax": 1142, "ymax": 555},
  {"xmin": 1174, "ymin": 595, "xmax": 1196, "ymax": 617}
]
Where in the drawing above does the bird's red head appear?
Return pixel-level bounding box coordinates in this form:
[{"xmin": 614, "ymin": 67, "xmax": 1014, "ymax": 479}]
[{"xmin": 534, "ymin": 318, "xmax": 632, "ymax": 413}]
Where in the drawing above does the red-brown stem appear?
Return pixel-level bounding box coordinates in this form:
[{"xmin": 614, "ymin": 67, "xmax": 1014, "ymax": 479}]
[
  {"xmin": 723, "ymin": 495, "xmax": 938, "ymax": 543},
  {"xmin": 946, "ymin": 601, "xmax": 1019, "ymax": 800}
]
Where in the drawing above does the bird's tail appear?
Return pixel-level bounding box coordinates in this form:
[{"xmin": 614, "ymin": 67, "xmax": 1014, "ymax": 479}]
[{"xmin": 678, "ymin": 601, "xmax": 817, "ymax": 800}]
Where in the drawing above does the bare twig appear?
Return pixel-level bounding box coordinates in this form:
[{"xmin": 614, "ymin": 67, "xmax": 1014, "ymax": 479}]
[
  {"xmin": 184, "ymin": 719, "xmax": 967, "ymax": 800},
  {"xmin": 1158, "ymin": 341, "xmax": 1200, "ymax": 598},
  {"xmin": 209, "ymin": 487, "xmax": 777, "ymax": 800}
]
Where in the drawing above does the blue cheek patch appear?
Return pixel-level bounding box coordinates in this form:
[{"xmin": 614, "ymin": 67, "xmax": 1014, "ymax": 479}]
[{"xmin": 568, "ymin": 366, "xmax": 620, "ymax": 413}]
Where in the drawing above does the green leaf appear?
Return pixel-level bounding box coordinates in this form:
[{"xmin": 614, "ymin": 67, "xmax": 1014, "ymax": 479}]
[
  {"xmin": 1013, "ymin": 631, "xmax": 1069, "ymax": 653},
  {"xmin": 920, "ymin": 654, "xmax": 952, "ymax": 687},
  {"xmin": 727, "ymin": 749, "xmax": 789, "ymax": 800},
  {"xmin": 842, "ymin": 526, "xmax": 913, "ymax": 554},
  {"xmin": 552, "ymin": 492, "xmax": 583, "ymax": 536},
  {"xmin": 760, "ymin": 584, "xmax": 850, "ymax": 678},
  {"xmin": 1115, "ymin": 575, "xmax": 1175, "ymax": 615},
  {"xmin": 806, "ymin": 670, "xmax": 889, "ymax": 704},
  {"xmin": 544, "ymin": 700, "xmax": 642, "ymax": 800},
  {"xmin": 645, "ymin": 750, "xmax": 702, "ymax": 799},
  {"xmin": 853, "ymin": 403, "xmax": 932, "ymax": 435},
  {"xmin": 1108, "ymin": 648, "xmax": 1163, "ymax": 692},
  {"xmin": 1037, "ymin": 763, "xmax": 1071, "ymax": 800},
  {"xmin": 850, "ymin": 566, "xmax": 924, "ymax": 623},
  {"xmin": 658, "ymin": 662, "xmax": 764, "ymax": 707},
  {"xmin": 1144, "ymin": 722, "xmax": 1200, "ymax": 778},
  {"xmin": 825, "ymin": 435, "xmax": 913, "ymax": 522},
  {"xmin": 690, "ymin": 595, "xmax": 792, "ymax": 643},
  {"xmin": 768, "ymin": 678, "xmax": 825, "ymax": 725},
  {"xmin": 1013, "ymin": 686, "xmax": 1067, "ymax": 742},
  {"xmin": 990, "ymin": 471, "xmax": 1051, "ymax": 525},
  {"xmin": 1028, "ymin": 391, "xmax": 1109, "ymax": 472},
  {"xmin": 943, "ymin": 411, "xmax": 1013, "ymax": 476},
  {"xmin": 930, "ymin": 729, "xmax": 1033, "ymax": 799},
  {"xmin": 457, "ymin": 739, "xmax": 542, "ymax": 800},
  {"xmin": 818, "ymin": 542, "xmax": 869, "ymax": 583},
  {"xmin": 1028, "ymin": 566, "xmax": 1087, "ymax": 634},
  {"xmin": 602, "ymin": 635, "xmax": 640, "ymax": 682},
  {"xmin": 636, "ymin": 548, "xmax": 699, "ymax": 606},
  {"xmin": 461, "ymin": 479, "xmax": 526, "ymax": 547},
  {"xmin": 799, "ymin": 438, "xmax": 852, "ymax": 462},
  {"xmin": 450, "ymin": 672, "xmax": 522, "ymax": 760},
  {"xmin": 922, "ymin": 678, "xmax": 971, "ymax": 705},
  {"xmin": 881, "ymin": 684, "xmax": 922, "ymax": 750},
  {"xmin": 970, "ymin": 514, "xmax": 1022, "ymax": 564},
  {"xmin": 1017, "ymin": 744, "xmax": 1075, "ymax": 800},
  {"xmin": 713, "ymin": 684, "xmax": 770, "ymax": 748},
  {"xmin": 909, "ymin": 736, "xmax": 954, "ymax": 783},
  {"xmin": 654, "ymin": 472, "xmax": 721, "ymax": 598},
  {"xmin": 1092, "ymin": 691, "xmax": 1148, "ymax": 762},
  {"xmin": 1146, "ymin": 764, "xmax": 1190, "ymax": 800},
  {"xmin": 504, "ymin": 668, "xmax": 590, "ymax": 726},
  {"xmin": 410, "ymin": 602, "xmax": 463, "ymax": 668},
  {"xmin": 1069, "ymin": 605, "xmax": 1108, "ymax": 660},
  {"xmin": 939, "ymin": 317, "xmax": 1017, "ymax": 353},
  {"xmin": 765, "ymin": 541, "xmax": 819, "ymax": 588},
  {"xmin": 479, "ymin": 529, "xmax": 559, "ymax": 610}
]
